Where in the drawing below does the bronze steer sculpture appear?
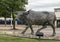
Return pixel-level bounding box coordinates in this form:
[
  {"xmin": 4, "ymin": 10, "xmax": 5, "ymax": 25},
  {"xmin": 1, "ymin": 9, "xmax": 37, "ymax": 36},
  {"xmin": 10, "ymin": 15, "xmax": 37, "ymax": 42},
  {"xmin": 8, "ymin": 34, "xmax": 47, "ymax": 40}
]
[{"xmin": 16, "ymin": 10, "xmax": 56, "ymax": 36}]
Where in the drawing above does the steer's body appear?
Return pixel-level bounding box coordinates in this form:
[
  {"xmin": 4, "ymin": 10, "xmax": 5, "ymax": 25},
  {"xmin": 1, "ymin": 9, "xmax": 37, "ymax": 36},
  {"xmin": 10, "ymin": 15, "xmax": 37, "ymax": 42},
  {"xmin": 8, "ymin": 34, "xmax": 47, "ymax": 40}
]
[
  {"xmin": 25, "ymin": 10, "xmax": 56, "ymax": 25},
  {"xmin": 16, "ymin": 10, "xmax": 56, "ymax": 36}
]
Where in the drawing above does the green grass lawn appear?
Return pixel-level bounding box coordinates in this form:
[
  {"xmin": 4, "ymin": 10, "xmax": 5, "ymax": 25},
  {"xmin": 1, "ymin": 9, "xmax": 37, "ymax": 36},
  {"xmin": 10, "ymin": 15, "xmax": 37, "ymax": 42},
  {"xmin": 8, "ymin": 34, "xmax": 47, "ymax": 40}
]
[{"xmin": 0, "ymin": 34, "xmax": 60, "ymax": 42}]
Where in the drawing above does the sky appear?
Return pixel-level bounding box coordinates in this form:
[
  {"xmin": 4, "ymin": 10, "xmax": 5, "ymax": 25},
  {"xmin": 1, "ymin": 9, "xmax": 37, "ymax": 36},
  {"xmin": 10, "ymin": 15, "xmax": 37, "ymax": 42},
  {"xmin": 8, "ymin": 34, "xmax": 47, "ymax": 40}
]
[{"xmin": 25, "ymin": 0, "xmax": 60, "ymax": 12}]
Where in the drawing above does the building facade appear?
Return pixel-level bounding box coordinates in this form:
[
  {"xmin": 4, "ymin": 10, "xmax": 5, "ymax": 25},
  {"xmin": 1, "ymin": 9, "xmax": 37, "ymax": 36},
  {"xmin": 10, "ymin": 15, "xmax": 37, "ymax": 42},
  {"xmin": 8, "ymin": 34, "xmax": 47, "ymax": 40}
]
[{"xmin": 54, "ymin": 8, "xmax": 60, "ymax": 27}]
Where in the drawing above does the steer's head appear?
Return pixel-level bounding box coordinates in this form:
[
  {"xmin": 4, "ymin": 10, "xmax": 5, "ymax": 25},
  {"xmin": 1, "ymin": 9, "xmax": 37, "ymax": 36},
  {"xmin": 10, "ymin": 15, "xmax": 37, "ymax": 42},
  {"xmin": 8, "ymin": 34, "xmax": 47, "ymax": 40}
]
[{"xmin": 15, "ymin": 11, "xmax": 29, "ymax": 21}]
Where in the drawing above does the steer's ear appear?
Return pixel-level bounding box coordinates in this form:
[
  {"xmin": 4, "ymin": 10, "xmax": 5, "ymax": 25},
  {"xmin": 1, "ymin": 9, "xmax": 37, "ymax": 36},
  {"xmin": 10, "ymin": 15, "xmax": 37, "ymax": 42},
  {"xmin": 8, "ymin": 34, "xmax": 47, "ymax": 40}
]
[
  {"xmin": 23, "ymin": 11, "xmax": 29, "ymax": 15},
  {"xmin": 27, "ymin": 9, "xmax": 31, "ymax": 14},
  {"xmin": 23, "ymin": 9, "xmax": 31, "ymax": 15},
  {"xmin": 27, "ymin": 10, "xmax": 30, "ymax": 14}
]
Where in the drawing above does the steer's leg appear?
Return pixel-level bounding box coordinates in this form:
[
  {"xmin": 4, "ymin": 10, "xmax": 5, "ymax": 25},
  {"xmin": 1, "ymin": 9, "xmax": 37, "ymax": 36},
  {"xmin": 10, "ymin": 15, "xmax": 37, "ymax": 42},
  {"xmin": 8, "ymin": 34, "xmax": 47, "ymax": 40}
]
[
  {"xmin": 36, "ymin": 22, "xmax": 47, "ymax": 34},
  {"xmin": 29, "ymin": 25, "xmax": 34, "ymax": 35},
  {"xmin": 49, "ymin": 21, "xmax": 56, "ymax": 36},
  {"xmin": 21, "ymin": 26, "xmax": 29, "ymax": 34},
  {"xmin": 36, "ymin": 25, "xmax": 47, "ymax": 33}
]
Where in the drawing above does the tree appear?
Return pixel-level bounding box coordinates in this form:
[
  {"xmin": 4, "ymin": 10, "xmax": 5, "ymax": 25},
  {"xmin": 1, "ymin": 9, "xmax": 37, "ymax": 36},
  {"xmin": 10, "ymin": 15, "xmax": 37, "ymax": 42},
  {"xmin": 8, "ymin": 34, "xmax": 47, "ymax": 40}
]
[
  {"xmin": 0, "ymin": 0, "xmax": 10, "ymax": 26},
  {"xmin": 4, "ymin": 0, "xmax": 28, "ymax": 29}
]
